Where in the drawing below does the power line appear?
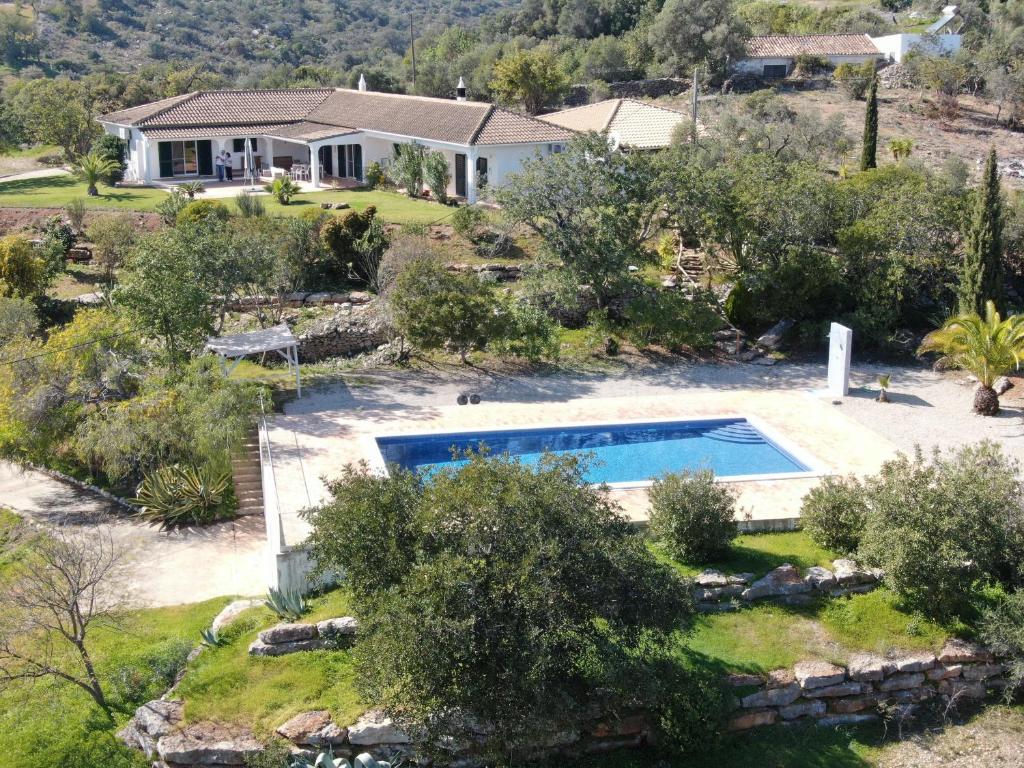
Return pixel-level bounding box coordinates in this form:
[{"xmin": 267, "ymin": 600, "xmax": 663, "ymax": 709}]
[{"xmin": 0, "ymin": 329, "xmax": 140, "ymax": 368}]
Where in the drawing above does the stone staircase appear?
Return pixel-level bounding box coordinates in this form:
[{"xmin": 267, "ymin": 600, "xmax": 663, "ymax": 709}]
[{"xmin": 232, "ymin": 430, "xmax": 264, "ymax": 517}]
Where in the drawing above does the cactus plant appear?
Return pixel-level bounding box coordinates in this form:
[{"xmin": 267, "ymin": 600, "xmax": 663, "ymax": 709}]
[
  {"xmin": 200, "ymin": 627, "xmax": 226, "ymax": 647},
  {"xmin": 265, "ymin": 587, "xmax": 307, "ymax": 622},
  {"xmin": 134, "ymin": 464, "xmax": 233, "ymax": 529}
]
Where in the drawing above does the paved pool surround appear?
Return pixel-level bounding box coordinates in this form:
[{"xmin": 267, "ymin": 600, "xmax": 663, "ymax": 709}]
[{"xmin": 265, "ymin": 389, "xmax": 896, "ymax": 549}]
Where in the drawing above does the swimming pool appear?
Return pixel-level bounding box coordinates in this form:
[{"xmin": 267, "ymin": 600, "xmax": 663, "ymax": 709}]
[{"xmin": 373, "ymin": 416, "xmax": 817, "ymax": 487}]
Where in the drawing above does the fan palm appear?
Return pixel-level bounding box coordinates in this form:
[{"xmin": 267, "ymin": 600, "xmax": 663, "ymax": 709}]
[
  {"xmin": 75, "ymin": 152, "xmax": 120, "ymax": 197},
  {"xmin": 918, "ymin": 300, "xmax": 1024, "ymax": 415}
]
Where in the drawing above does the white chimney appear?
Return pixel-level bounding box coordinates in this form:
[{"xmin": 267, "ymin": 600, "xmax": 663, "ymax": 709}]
[
  {"xmin": 456, "ymin": 76, "xmax": 467, "ymax": 102},
  {"xmin": 358, "ymin": 73, "xmax": 367, "ymax": 92}
]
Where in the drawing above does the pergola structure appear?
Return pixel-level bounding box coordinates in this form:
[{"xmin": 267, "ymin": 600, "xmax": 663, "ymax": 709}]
[{"xmin": 205, "ymin": 324, "xmax": 301, "ymax": 397}]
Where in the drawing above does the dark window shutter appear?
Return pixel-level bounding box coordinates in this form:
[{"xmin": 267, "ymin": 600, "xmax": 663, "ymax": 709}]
[
  {"xmin": 353, "ymin": 145, "xmax": 362, "ymax": 180},
  {"xmin": 197, "ymin": 140, "xmax": 213, "ymax": 176},
  {"xmin": 158, "ymin": 142, "xmax": 173, "ymax": 178},
  {"xmin": 233, "ymin": 138, "xmax": 245, "ymax": 152}
]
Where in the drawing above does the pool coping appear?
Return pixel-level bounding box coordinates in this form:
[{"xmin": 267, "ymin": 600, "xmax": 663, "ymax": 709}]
[{"xmin": 364, "ymin": 413, "xmax": 830, "ymax": 490}]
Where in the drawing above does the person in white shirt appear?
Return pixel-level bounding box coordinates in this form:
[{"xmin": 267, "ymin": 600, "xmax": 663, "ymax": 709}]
[{"xmin": 215, "ymin": 151, "xmax": 225, "ymax": 182}]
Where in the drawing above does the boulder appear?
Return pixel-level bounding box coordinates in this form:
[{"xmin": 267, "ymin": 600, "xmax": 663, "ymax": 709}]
[
  {"xmin": 693, "ymin": 584, "xmax": 745, "ymax": 601},
  {"xmin": 258, "ymin": 623, "xmax": 318, "ymax": 645},
  {"xmin": 937, "ymin": 639, "xmax": 994, "ymax": 665},
  {"xmin": 118, "ymin": 699, "xmax": 184, "ymax": 757},
  {"xmin": 778, "ymin": 699, "xmax": 826, "ymax": 720},
  {"xmin": 766, "ymin": 668, "xmax": 796, "ymax": 688},
  {"xmin": 962, "ymin": 663, "xmax": 1004, "ymax": 681},
  {"xmin": 248, "ymin": 638, "xmax": 323, "ymax": 657},
  {"xmin": 804, "ymin": 566, "xmax": 836, "ymax": 591},
  {"xmin": 695, "ymin": 569, "xmax": 732, "ymax": 587},
  {"xmin": 926, "ymin": 665, "xmax": 962, "ymax": 682},
  {"xmin": 741, "ymin": 683, "xmax": 801, "ymax": 708},
  {"xmin": 755, "ymin": 319, "xmax": 794, "ymax": 351},
  {"xmin": 727, "ymin": 709, "xmax": 777, "ymax": 731},
  {"xmin": 828, "ymin": 694, "xmax": 878, "ymax": 714},
  {"xmin": 803, "ymin": 682, "xmax": 864, "ymax": 699},
  {"xmin": 741, "ymin": 564, "xmax": 811, "ymax": 601},
  {"xmin": 794, "ymin": 661, "xmax": 846, "ymax": 690},
  {"xmin": 347, "ymin": 710, "xmax": 412, "ymax": 745},
  {"xmin": 317, "ymin": 617, "xmax": 359, "ymax": 637},
  {"xmin": 832, "ymin": 559, "xmax": 877, "ymax": 587},
  {"xmin": 157, "ymin": 722, "xmax": 262, "ymax": 765},
  {"xmin": 994, "ymin": 376, "xmax": 1013, "ymax": 395},
  {"xmin": 847, "ymin": 655, "xmax": 888, "ymax": 684},
  {"xmin": 211, "ymin": 599, "xmax": 264, "ymax": 633},
  {"xmin": 892, "ymin": 652, "xmax": 936, "ymax": 673},
  {"xmin": 276, "ymin": 711, "xmax": 346, "ymax": 747},
  {"xmin": 725, "ymin": 673, "xmax": 764, "ymax": 688},
  {"xmin": 876, "ymin": 672, "xmax": 926, "ymax": 692},
  {"xmin": 890, "ymin": 686, "xmax": 936, "ymax": 704}
]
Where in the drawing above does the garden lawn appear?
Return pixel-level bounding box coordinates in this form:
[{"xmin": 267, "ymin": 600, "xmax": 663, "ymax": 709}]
[
  {"xmin": 0, "ymin": 174, "xmax": 449, "ymax": 225},
  {"xmin": 174, "ymin": 588, "xmax": 364, "ymax": 737},
  {"xmin": 666, "ymin": 532, "xmax": 951, "ymax": 672}
]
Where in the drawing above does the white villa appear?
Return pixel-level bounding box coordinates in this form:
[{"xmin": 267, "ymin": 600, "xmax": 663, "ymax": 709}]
[{"xmin": 97, "ymin": 79, "xmax": 573, "ymax": 203}]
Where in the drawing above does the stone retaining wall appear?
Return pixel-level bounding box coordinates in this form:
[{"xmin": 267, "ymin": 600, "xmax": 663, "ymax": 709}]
[
  {"xmin": 727, "ymin": 639, "xmax": 1012, "ymax": 731},
  {"xmin": 297, "ymin": 304, "xmax": 392, "ymax": 362},
  {"xmin": 248, "ymin": 617, "xmax": 358, "ymax": 657},
  {"xmin": 694, "ymin": 558, "xmax": 881, "ymax": 613}
]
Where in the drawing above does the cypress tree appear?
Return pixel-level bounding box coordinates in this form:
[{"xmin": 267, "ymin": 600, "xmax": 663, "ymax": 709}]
[
  {"xmin": 860, "ymin": 74, "xmax": 878, "ymax": 171},
  {"xmin": 960, "ymin": 148, "xmax": 1004, "ymax": 314}
]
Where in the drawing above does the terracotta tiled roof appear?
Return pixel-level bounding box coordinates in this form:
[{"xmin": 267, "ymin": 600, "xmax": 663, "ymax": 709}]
[
  {"xmin": 745, "ymin": 34, "xmax": 881, "ymax": 58},
  {"xmin": 99, "ymin": 87, "xmax": 574, "ymax": 146},
  {"xmin": 540, "ymin": 99, "xmax": 688, "ymax": 149},
  {"xmin": 263, "ymin": 121, "xmax": 359, "ymax": 141},
  {"xmin": 141, "ymin": 124, "xmax": 295, "ymax": 140},
  {"xmin": 473, "ymin": 109, "xmax": 574, "ymax": 145},
  {"xmin": 309, "ymin": 89, "xmax": 492, "ymax": 144},
  {"xmin": 97, "ymin": 93, "xmax": 196, "ymax": 125}
]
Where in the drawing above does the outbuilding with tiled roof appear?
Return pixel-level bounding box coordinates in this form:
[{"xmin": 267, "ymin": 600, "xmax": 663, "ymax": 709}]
[
  {"xmin": 734, "ymin": 33, "xmax": 884, "ymax": 79},
  {"xmin": 539, "ymin": 98, "xmax": 692, "ymax": 150}
]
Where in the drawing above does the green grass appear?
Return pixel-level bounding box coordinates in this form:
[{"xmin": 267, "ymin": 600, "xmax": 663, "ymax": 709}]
[
  {"xmin": 661, "ymin": 531, "xmax": 839, "ymax": 579},
  {"xmin": 0, "ymin": 174, "xmax": 449, "ymax": 225},
  {"xmin": 0, "ymin": 592, "xmax": 227, "ymax": 768},
  {"xmin": 174, "ymin": 589, "xmax": 363, "ymax": 736}
]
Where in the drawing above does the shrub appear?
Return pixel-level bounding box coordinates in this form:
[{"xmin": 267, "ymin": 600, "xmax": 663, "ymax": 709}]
[
  {"xmin": 489, "ymin": 297, "xmax": 560, "ymax": 362},
  {"xmin": 858, "ymin": 443, "xmax": 1024, "ymax": 619},
  {"xmin": 451, "ymin": 204, "xmax": 489, "ymax": 242},
  {"xmin": 834, "ymin": 61, "xmax": 876, "ymax": 100},
  {"xmin": 89, "ymin": 133, "xmax": 127, "ymax": 185},
  {"xmin": 39, "ymin": 215, "xmax": 75, "ymax": 255},
  {"xmin": 175, "ymin": 199, "xmax": 230, "ymax": 227},
  {"xmin": 389, "ymin": 143, "xmax": 426, "ymax": 196},
  {"xmin": 794, "ymin": 54, "xmax": 831, "ymax": 76},
  {"xmin": 799, "ymin": 475, "xmax": 867, "ymax": 554},
  {"xmin": 364, "ymin": 161, "xmax": 386, "ymax": 189},
  {"xmin": 979, "ymin": 591, "xmax": 1024, "ymax": 692},
  {"xmin": 65, "ymin": 197, "xmax": 87, "ymax": 232},
  {"xmin": 0, "ymin": 296, "xmax": 38, "ymax": 345},
  {"xmin": 86, "ymin": 213, "xmax": 137, "ymax": 283},
  {"xmin": 324, "ymin": 452, "xmax": 692, "ymax": 758},
  {"xmin": 622, "ymin": 290, "xmax": 721, "ymax": 353},
  {"xmin": 0, "ymin": 235, "xmax": 48, "ymax": 299},
  {"xmin": 423, "ymin": 150, "xmax": 452, "ymax": 204},
  {"xmin": 234, "ymin": 189, "xmax": 265, "ymax": 218},
  {"xmin": 155, "ymin": 188, "xmax": 190, "ymax": 226},
  {"xmin": 649, "ymin": 470, "xmax": 738, "ymax": 563}
]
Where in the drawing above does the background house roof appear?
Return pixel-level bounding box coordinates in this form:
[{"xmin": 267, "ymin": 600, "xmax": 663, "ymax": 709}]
[
  {"xmin": 100, "ymin": 87, "xmax": 574, "ymax": 147},
  {"xmin": 744, "ymin": 34, "xmax": 881, "ymax": 58},
  {"xmin": 540, "ymin": 98, "xmax": 688, "ymax": 149}
]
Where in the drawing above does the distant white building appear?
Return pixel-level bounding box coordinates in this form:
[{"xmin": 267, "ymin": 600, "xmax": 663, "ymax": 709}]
[
  {"xmin": 870, "ymin": 33, "xmax": 962, "ymax": 64},
  {"xmin": 734, "ymin": 34, "xmax": 884, "ymax": 79}
]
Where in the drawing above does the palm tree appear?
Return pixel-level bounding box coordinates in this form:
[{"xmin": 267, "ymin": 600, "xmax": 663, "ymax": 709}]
[
  {"xmin": 918, "ymin": 300, "xmax": 1024, "ymax": 415},
  {"xmin": 75, "ymin": 152, "xmax": 120, "ymax": 197},
  {"xmin": 177, "ymin": 181, "xmax": 205, "ymax": 200}
]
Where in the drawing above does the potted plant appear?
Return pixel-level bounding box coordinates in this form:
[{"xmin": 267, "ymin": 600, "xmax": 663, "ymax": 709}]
[{"xmin": 876, "ymin": 373, "xmax": 891, "ymax": 403}]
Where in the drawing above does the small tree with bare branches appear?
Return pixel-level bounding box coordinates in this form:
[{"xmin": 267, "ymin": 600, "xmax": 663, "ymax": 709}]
[{"xmin": 0, "ymin": 530, "xmax": 125, "ymax": 717}]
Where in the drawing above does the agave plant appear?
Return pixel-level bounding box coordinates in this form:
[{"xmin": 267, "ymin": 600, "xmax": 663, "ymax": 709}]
[
  {"xmin": 264, "ymin": 176, "xmax": 301, "ymax": 204},
  {"xmin": 265, "ymin": 586, "xmax": 307, "ymax": 622},
  {"xmin": 134, "ymin": 464, "xmax": 233, "ymax": 529},
  {"xmin": 918, "ymin": 300, "xmax": 1024, "ymax": 415},
  {"xmin": 75, "ymin": 152, "xmax": 120, "ymax": 196},
  {"xmin": 178, "ymin": 180, "xmax": 206, "ymax": 199},
  {"xmin": 200, "ymin": 627, "xmax": 226, "ymax": 647}
]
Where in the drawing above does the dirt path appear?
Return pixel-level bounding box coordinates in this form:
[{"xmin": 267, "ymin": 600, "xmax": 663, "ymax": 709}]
[{"xmin": 0, "ymin": 461, "xmax": 268, "ymax": 607}]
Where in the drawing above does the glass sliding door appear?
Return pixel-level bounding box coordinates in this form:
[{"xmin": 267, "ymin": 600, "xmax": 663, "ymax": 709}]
[{"xmin": 157, "ymin": 140, "xmax": 213, "ymax": 178}]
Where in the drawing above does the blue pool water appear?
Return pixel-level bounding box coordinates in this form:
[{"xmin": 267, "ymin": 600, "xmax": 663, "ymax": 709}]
[{"xmin": 375, "ymin": 418, "xmax": 811, "ymax": 485}]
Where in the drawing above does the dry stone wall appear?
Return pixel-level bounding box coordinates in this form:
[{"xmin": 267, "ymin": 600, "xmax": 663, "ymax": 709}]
[{"xmin": 727, "ymin": 640, "xmax": 1012, "ymax": 732}]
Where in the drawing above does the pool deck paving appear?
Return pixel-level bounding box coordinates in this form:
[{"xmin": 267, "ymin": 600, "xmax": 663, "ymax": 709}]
[{"xmin": 265, "ymin": 368, "xmax": 901, "ymax": 546}]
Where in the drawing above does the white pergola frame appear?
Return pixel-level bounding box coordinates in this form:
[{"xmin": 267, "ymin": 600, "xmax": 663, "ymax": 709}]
[{"xmin": 205, "ymin": 323, "xmax": 301, "ymax": 397}]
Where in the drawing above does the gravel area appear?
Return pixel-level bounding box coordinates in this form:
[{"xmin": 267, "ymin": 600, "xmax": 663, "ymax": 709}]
[{"xmin": 288, "ymin": 359, "xmax": 1024, "ymax": 465}]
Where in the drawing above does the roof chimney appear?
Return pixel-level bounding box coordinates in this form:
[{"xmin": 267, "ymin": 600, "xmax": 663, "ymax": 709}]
[
  {"xmin": 358, "ymin": 73, "xmax": 367, "ymax": 92},
  {"xmin": 456, "ymin": 76, "xmax": 467, "ymax": 102}
]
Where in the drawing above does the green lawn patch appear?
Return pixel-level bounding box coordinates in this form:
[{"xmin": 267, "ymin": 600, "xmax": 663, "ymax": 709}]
[
  {"xmin": 0, "ymin": 174, "xmax": 449, "ymax": 225},
  {"xmin": 0, "ymin": 595, "xmax": 226, "ymax": 768},
  {"xmin": 174, "ymin": 588, "xmax": 363, "ymax": 737},
  {"xmin": 660, "ymin": 531, "xmax": 839, "ymax": 579}
]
